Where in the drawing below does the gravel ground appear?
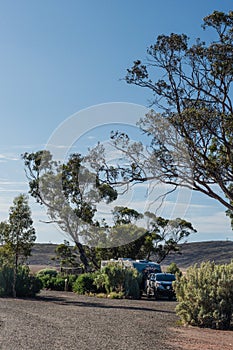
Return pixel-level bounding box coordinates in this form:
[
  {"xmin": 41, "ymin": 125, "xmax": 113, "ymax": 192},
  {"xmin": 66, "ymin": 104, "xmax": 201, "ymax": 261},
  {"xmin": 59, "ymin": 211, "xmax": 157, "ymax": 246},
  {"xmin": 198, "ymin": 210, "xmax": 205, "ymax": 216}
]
[
  {"xmin": 0, "ymin": 290, "xmax": 232, "ymax": 350},
  {"xmin": 0, "ymin": 290, "xmax": 180, "ymax": 350}
]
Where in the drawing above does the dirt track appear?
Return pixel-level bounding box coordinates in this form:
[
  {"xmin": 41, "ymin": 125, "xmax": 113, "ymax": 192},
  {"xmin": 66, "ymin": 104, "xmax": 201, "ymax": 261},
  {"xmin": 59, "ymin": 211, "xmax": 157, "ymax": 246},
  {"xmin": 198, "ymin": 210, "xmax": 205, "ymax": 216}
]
[{"xmin": 0, "ymin": 290, "xmax": 232, "ymax": 350}]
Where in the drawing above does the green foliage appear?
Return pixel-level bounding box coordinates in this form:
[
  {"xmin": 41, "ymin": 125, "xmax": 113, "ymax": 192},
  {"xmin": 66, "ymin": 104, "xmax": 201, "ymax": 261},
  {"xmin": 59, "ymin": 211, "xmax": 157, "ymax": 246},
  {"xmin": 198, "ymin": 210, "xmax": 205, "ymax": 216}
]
[
  {"xmin": 0, "ymin": 195, "xmax": 36, "ymax": 267},
  {"xmin": 112, "ymin": 206, "xmax": 143, "ymax": 225},
  {"xmin": 94, "ymin": 214, "xmax": 195, "ymax": 264},
  {"xmin": 36, "ymin": 268, "xmax": 58, "ymax": 278},
  {"xmin": 0, "ymin": 195, "xmax": 36, "ymax": 297},
  {"xmin": 73, "ymin": 273, "xmax": 98, "ymax": 294},
  {"xmin": 36, "ymin": 268, "xmax": 76, "ymax": 291},
  {"xmin": 53, "ymin": 240, "xmax": 79, "ymax": 268},
  {"xmin": 16, "ymin": 266, "xmax": 43, "ymax": 297},
  {"xmin": 22, "ymin": 151, "xmax": 118, "ymax": 272},
  {"xmin": 0, "ymin": 265, "xmax": 42, "ymax": 297},
  {"xmin": 0, "ymin": 265, "xmax": 14, "ymax": 297},
  {"xmin": 174, "ymin": 261, "xmax": 233, "ymax": 330},
  {"xmin": 100, "ymin": 264, "xmax": 126, "ymax": 293},
  {"xmin": 36, "ymin": 268, "xmax": 58, "ymax": 289},
  {"xmin": 66, "ymin": 274, "xmax": 77, "ymax": 291},
  {"xmin": 98, "ymin": 10, "xmax": 233, "ymax": 225},
  {"xmin": 50, "ymin": 276, "xmax": 65, "ymax": 291},
  {"xmin": 94, "ymin": 263, "xmax": 141, "ymax": 299},
  {"xmin": 123, "ymin": 269, "xmax": 141, "ymax": 299},
  {"xmin": 166, "ymin": 262, "xmax": 182, "ymax": 277}
]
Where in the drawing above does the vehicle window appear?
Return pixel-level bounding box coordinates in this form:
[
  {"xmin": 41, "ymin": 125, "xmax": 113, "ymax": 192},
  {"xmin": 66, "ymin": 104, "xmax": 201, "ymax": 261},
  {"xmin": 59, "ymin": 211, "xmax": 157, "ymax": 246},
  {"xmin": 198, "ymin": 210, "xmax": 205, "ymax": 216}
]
[{"xmin": 156, "ymin": 274, "xmax": 176, "ymax": 282}]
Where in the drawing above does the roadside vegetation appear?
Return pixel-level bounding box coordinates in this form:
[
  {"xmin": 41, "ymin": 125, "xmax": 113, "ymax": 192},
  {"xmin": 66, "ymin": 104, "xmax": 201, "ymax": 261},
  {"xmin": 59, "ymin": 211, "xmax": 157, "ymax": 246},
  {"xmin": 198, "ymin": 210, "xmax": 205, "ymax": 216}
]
[{"xmin": 174, "ymin": 261, "xmax": 233, "ymax": 330}]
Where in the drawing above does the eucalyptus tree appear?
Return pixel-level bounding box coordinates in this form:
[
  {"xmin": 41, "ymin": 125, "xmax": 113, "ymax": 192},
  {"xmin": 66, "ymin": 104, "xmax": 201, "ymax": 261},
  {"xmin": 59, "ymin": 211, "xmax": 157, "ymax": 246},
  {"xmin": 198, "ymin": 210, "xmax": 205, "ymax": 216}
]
[
  {"xmin": 143, "ymin": 212, "xmax": 196, "ymax": 263},
  {"xmin": 22, "ymin": 151, "xmax": 117, "ymax": 271},
  {"xmin": 91, "ymin": 11, "xmax": 233, "ymax": 228}
]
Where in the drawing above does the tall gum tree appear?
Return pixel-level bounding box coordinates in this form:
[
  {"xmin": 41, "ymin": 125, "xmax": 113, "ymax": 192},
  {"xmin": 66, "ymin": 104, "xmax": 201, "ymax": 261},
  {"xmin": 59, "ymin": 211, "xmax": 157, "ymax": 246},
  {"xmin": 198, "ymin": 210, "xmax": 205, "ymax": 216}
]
[
  {"xmin": 22, "ymin": 151, "xmax": 117, "ymax": 271},
  {"xmin": 91, "ymin": 11, "xmax": 233, "ymax": 228},
  {"xmin": 125, "ymin": 11, "xmax": 233, "ymax": 217}
]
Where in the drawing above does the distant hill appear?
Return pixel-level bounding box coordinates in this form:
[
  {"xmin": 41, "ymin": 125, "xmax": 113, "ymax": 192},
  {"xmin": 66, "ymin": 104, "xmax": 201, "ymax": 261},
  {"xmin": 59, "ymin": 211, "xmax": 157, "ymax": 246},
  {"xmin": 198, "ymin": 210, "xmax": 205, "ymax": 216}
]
[
  {"xmin": 29, "ymin": 240, "xmax": 233, "ymax": 269},
  {"xmin": 29, "ymin": 244, "xmax": 59, "ymax": 267},
  {"xmin": 162, "ymin": 240, "xmax": 233, "ymax": 268}
]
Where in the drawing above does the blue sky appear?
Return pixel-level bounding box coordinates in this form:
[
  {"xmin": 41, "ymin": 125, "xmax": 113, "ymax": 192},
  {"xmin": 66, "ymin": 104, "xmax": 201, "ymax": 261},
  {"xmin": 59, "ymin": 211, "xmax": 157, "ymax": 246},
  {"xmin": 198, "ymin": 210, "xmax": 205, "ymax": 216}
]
[{"xmin": 0, "ymin": 0, "xmax": 232, "ymax": 243}]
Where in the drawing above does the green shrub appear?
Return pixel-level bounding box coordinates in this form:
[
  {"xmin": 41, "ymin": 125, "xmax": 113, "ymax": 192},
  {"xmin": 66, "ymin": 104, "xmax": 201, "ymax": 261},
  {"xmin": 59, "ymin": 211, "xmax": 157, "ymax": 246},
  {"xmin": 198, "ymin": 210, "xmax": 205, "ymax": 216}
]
[
  {"xmin": 37, "ymin": 269, "xmax": 77, "ymax": 291},
  {"xmin": 66, "ymin": 274, "xmax": 77, "ymax": 291},
  {"xmin": 94, "ymin": 263, "xmax": 141, "ymax": 299},
  {"xmin": 166, "ymin": 262, "xmax": 182, "ymax": 277},
  {"xmin": 0, "ymin": 265, "xmax": 42, "ymax": 297},
  {"xmin": 102, "ymin": 264, "xmax": 126, "ymax": 293},
  {"xmin": 0, "ymin": 265, "xmax": 14, "ymax": 297},
  {"xmin": 50, "ymin": 276, "xmax": 65, "ymax": 291},
  {"xmin": 36, "ymin": 268, "xmax": 58, "ymax": 278},
  {"xmin": 93, "ymin": 273, "xmax": 108, "ymax": 293},
  {"xmin": 37, "ymin": 273, "xmax": 54, "ymax": 289},
  {"xmin": 174, "ymin": 261, "xmax": 233, "ymax": 330},
  {"xmin": 16, "ymin": 266, "xmax": 43, "ymax": 297},
  {"xmin": 124, "ymin": 269, "xmax": 141, "ymax": 299},
  {"xmin": 73, "ymin": 273, "xmax": 97, "ymax": 294}
]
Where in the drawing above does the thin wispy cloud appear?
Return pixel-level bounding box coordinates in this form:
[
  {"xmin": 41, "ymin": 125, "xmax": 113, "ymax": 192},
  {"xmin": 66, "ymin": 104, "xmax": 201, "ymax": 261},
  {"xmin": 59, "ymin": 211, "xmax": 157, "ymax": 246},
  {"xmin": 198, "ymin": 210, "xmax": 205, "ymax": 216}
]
[{"xmin": 0, "ymin": 153, "xmax": 20, "ymax": 161}]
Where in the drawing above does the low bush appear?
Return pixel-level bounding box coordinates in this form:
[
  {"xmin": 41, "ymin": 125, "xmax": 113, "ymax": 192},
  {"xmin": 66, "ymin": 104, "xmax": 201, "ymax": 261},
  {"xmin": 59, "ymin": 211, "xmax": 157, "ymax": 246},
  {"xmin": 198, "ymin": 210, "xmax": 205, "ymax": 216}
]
[
  {"xmin": 66, "ymin": 274, "xmax": 77, "ymax": 291},
  {"xmin": 94, "ymin": 263, "xmax": 141, "ymax": 299},
  {"xmin": 73, "ymin": 265, "xmax": 141, "ymax": 299},
  {"xmin": 16, "ymin": 266, "xmax": 43, "ymax": 297},
  {"xmin": 174, "ymin": 261, "xmax": 233, "ymax": 330},
  {"xmin": 0, "ymin": 265, "xmax": 14, "ymax": 297},
  {"xmin": 36, "ymin": 268, "xmax": 58, "ymax": 278},
  {"xmin": 36, "ymin": 269, "xmax": 76, "ymax": 291},
  {"xmin": 124, "ymin": 269, "xmax": 141, "ymax": 299},
  {"xmin": 0, "ymin": 265, "xmax": 42, "ymax": 297},
  {"xmin": 73, "ymin": 273, "xmax": 98, "ymax": 294}
]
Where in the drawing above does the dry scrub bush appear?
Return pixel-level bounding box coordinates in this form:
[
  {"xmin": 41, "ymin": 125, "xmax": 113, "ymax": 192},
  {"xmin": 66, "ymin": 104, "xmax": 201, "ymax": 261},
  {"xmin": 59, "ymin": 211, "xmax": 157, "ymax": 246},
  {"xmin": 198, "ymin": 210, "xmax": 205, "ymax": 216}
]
[{"xmin": 174, "ymin": 261, "xmax": 233, "ymax": 330}]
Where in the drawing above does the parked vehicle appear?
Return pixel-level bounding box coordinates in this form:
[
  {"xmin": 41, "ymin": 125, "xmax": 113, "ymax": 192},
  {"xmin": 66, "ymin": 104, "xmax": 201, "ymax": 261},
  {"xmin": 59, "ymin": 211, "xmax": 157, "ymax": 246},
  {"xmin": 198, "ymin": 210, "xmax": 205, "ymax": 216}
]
[
  {"xmin": 101, "ymin": 258, "xmax": 161, "ymax": 274},
  {"xmin": 146, "ymin": 273, "xmax": 176, "ymax": 300}
]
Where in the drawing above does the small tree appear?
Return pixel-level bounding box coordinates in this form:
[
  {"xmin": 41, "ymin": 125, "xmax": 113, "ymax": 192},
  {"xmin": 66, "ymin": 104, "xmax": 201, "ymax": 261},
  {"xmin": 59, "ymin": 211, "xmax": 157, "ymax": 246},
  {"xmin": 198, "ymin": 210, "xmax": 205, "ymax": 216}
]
[
  {"xmin": 0, "ymin": 194, "xmax": 36, "ymax": 297},
  {"xmin": 53, "ymin": 240, "xmax": 80, "ymax": 270},
  {"xmin": 94, "ymin": 211, "xmax": 195, "ymax": 263},
  {"xmin": 143, "ymin": 213, "xmax": 196, "ymax": 263}
]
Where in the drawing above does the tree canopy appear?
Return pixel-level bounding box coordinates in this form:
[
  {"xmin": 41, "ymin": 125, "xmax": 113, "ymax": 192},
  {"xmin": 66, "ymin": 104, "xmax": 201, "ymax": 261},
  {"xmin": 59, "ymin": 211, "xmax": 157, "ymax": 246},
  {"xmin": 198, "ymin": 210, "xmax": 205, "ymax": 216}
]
[
  {"xmin": 126, "ymin": 11, "xmax": 233, "ymax": 213},
  {"xmin": 21, "ymin": 149, "xmax": 196, "ymax": 268},
  {"xmin": 90, "ymin": 11, "xmax": 233, "ymax": 228},
  {"xmin": 22, "ymin": 150, "xmax": 117, "ymax": 271}
]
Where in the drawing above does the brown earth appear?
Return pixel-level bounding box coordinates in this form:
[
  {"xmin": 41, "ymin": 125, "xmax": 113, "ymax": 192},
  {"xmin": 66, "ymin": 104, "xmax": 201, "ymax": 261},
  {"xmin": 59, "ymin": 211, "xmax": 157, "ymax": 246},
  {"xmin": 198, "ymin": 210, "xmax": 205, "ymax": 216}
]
[
  {"xmin": 0, "ymin": 290, "xmax": 232, "ymax": 350},
  {"xmin": 29, "ymin": 240, "xmax": 233, "ymax": 269}
]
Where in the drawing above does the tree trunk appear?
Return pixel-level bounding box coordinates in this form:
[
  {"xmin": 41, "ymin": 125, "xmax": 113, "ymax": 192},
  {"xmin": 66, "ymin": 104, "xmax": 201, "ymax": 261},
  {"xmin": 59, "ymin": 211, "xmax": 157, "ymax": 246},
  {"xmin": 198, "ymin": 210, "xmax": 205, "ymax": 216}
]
[
  {"xmin": 88, "ymin": 247, "xmax": 100, "ymax": 270},
  {"xmin": 75, "ymin": 241, "xmax": 90, "ymax": 272},
  {"xmin": 12, "ymin": 253, "xmax": 18, "ymax": 298}
]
